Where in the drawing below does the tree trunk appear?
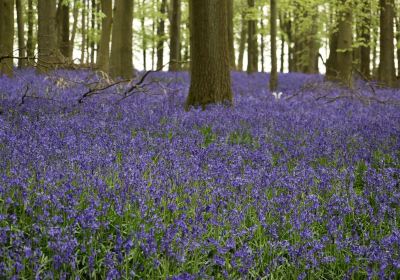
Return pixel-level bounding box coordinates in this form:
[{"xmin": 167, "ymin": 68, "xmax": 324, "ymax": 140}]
[
  {"xmin": 306, "ymin": 12, "xmax": 319, "ymax": 74},
  {"xmin": 247, "ymin": 0, "xmax": 258, "ymax": 73},
  {"xmin": 81, "ymin": 0, "xmax": 86, "ymax": 64},
  {"xmin": 269, "ymin": 0, "xmax": 278, "ymax": 91},
  {"xmin": 186, "ymin": 0, "xmax": 233, "ymax": 109},
  {"xmin": 38, "ymin": 0, "xmax": 60, "ymax": 72},
  {"xmin": 0, "ymin": 0, "xmax": 14, "ymax": 76},
  {"xmin": 156, "ymin": 0, "xmax": 167, "ymax": 69},
  {"xmin": 396, "ymin": 16, "xmax": 400, "ymax": 77},
  {"xmin": 110, "ymin": 0, "xmax": 134, "ymax": 78},
  {"xmin": 16, "ymin": 0, "xmax": 26, "ymax": 68},
  {"xmin": 280, "ymin": 33, "xmax": 284, "ymax": 73},
  {"xmin": 378, "ymin": 0, "xmax": 396, "ymax": 87},
  {"xmin": 237, "ymin": 12, "xmax": 247, "ymax": 71},
  {"xmin": 90, "ymin": 0, "xmax": 96, "ymax": 64},
  {"xmin": 326, "ymin": 2, "xmax": 353, "ymax": 87},
  {"xmin": 260, "ymin": 16, "xmax": 265, "ymax": 73},
  {"xmin": 141, "ymin": 0, "xmax": 146, "ymax": 70},
  {"xmin": 359, "ymin": 0, "xmax": 371, "ymax": 78},
  {"xmin": 97, "ymin": 0, "xmax": 112, "ymax": 72},
  {"xmin": 27, "ymin": 0, "xmax": 34, "ymax": 60},
  {"xmin": 169, "ymin": 0, "xmax": 181, "ymax": 71},
  {"xmin": 56, "ymin": 0, "xmax": 70, "ymax": 59},
  {"xmin": 69, "ymin": 0, "xmax": 79, "ymax": 59},
  {"xmin": 227, "ymin": 0, "xmax": 235, "ymax": 70}
]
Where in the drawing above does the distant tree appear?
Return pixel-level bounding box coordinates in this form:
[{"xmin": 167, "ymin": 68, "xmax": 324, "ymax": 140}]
[
  {"xmin": 156, "ymin": 0, "xmax": 167, "ymax": 69},
  {"xmin": 27, "ymin": 0, "xmax": 34, "ymax": 61},
  {"xmin": 237, "ymin": 11, "xmax": 247, "ymax": 71},
  {"xmin": 186, "ymin": 0, "xmax": 233, "ymax": 108},
  {"xmin": 0, "ymin": 0, "xmax": 14, "ymax": 76},
  {"xmin": 16, "ymin": 0, "xmax": 26, "ymax": 68},
  {"xmin": 378, "ymin": 0, "xmax": 396, "ymax": 87},
  {"xmin": 80, "ymin": 0, "xmax": 87, "ymax": 63},
  {"xmin": 270, "ymin": 0, "xmax": 278, "ymax": 91},
  {"xmin": 38, "ymin": 0, "xmax": 60, "ymax": 72},
  {"xmin": 247, "ymin": 0, "xmax": 258, "ymax": 73},
  {"xmin": 169, "ymin": 0, "xmax": 181, "ymax": 71},
  {"xmin": 69, "ymin": 0, "xmax": 79, "ymax": 59},
  {"xmin": 97, "ymin": 0, "xmax": 112, "ymax": 72},
  {"xmin": 109, "ymin": 0, "xmax": 134, "ymax": 78}
]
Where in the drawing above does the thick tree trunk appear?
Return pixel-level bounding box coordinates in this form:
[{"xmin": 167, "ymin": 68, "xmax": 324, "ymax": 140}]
[
  {"xmin": 227, "ymin": 0, "xmax": 236, "ymax": 70},
  {"xmin": 169, "ymin": 0, "xmax": 181, "ymax": 71},
  {"xmin": 56, "ymin": 0, "xmax": 70, "ymax": 59},
  {"xmin": 247, "ymin": 0, "xmax": 258, "ymax": 73},
  {"xmin": 16, "ymin": 0, "xmax": 26, "ymax": 67},
  {"xmin": 156, "ymin": 0, "xmax": 167, "ymax": 69},
  {"xmin": 269, "ymin": 0, "xmax": 278, "ymax": 91},
  {"xmin": 69, "ymin": 0, "xmax": 79, "ymax": 59},
  {"xmin": 97, "ymin": 0, "xmax": 112, "ymax": 72},
  {"xmin": 0, "ymin": 0, "xmax": 14, "ymax": 76},
  {"xmin": 110, "ymin": 0, "xmax": 134, "ymax": 78},
  {"xmin": 378, "ymin": 0, "xmax": 396, "ymax": 87},
  {"xmin": 186, "ymin": 0, "xmax": 233, "ymax": 109},
  {"xmin": 237, "ymin": 12, "xmax": 247, "ymax": 71},
  {"xmin": 38, "ymin": 0, "xmax": 60, "ymax": 72},
  {"xmin": 326, "ymin": 2, "xmax": 353, "ymax": 87},
  {"xmin": 306, "ymin": 13, "xmax": 319, "ymax": 74},
  {"xmin": 27, "ymin": 0, "xmax": 34, "ymax": 60}
]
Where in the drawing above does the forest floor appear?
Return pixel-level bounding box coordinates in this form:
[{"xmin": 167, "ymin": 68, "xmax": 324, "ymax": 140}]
[{"xmin": 0, "ymin": 70, "xmax": 399, "ymax": 279}]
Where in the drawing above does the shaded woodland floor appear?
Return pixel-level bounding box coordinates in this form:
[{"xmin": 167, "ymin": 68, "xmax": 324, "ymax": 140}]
[{"xmin": 0, "ymin": 70, "xmax": 399, "ymax": 279}]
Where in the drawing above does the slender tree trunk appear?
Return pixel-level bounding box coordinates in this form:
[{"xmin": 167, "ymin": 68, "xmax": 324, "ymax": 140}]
[
  {"xmin": 16, "ymin": 0, "xmax": 26, "ymax": 67},
  {"xmin": 247, "ymin": 0, "xmax": 258, "ymax": 73},
  {"xmin": 90, "ymin": 0, "xmax": 96, "ymax": 64},
  {"xmin": 0, "ymin": 0, "xmax": 14, "ymax": 76},
  {"xmin": 69, "ymin": 0, "xmax": 79, "ymax": 60},
  {"xmin": 169, "ymin": 0, "xmax": 181, "ymax": 71},
  {"xmin": 237, "ymin": 12, "xmax": 247, "ymax": 71},
  {"xmin": 97, "ymin": 0, "xmax": 112, "ymax": 72},
  {"xmin": 27, "ymin": 0, "xmax": 34, "ymax": 60},
  {"xmin": 156, "ymin": 0, "xmax": 167, "ymax": 69},
  {"xmin": 81, "ymin": 0, "xmax": 86, "ymax": 64},
  {"xmin": 141, "ymin": 0, "xmax": 147, "ymax": 70},
  {"xmin": 85, "ymin": 0, "xmax": 90, "ymax": 64},
  {"xmin": 110, "ymin": 0, "xmax": 134, "ymax": 78},
  {"xmin": 378, "ymin": 0, "xmax": 396, "ymax": 87},
  {"xmin": 38, "ymin": 0, "xmax": 60, "ymax": 72},
  {"xmin": 151, "ymin": 5, "xmax": 155, "ymax": 70},
  {"xmin": 227, "ymin": 0, "xmax": 236, "ymax": 70},
  {"xmin": 396, "ymin": 16, "xmax": 400, "ymax": 77},
  {"xmin": 306, "ymin": 12, "xmax": 319, "ymax": 73},
  {"xmin": 186, "ymin": 0, "xmax": 233, "ymax": 109},
  {"xmin": 260, "ymin": 16, "xmax": 265, "ymax": 73},
  {"xmin": 270, "ymin": 0, "xmax": 278, "ymax": 91},
  {"xmin": 359, "ymin": 0, "xmax": 371, "ymax": 78},
  {"xmin": 280, "ymin": 33, "xmax": 285, "ymax": 73}
]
